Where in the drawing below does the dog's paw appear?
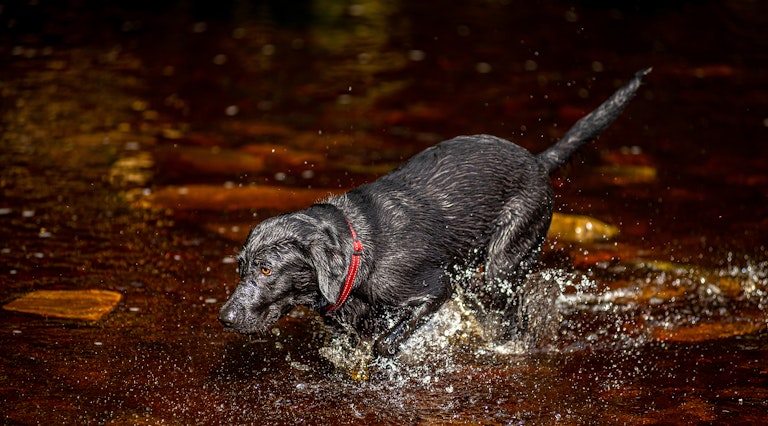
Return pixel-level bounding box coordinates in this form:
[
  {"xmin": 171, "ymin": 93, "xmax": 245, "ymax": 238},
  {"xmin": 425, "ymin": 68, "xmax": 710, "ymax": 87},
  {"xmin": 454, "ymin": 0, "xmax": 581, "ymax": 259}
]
[{"xmin": 373, "ymin": 335, "xmax": 400, "ymax": 357}]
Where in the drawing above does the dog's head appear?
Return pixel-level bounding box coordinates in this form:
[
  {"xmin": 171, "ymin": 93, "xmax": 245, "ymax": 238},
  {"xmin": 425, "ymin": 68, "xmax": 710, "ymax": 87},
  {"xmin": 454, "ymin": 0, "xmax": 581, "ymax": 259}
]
[{"xmin": 218, "ymin": 209, "xmax": 349, "ymax": 334}]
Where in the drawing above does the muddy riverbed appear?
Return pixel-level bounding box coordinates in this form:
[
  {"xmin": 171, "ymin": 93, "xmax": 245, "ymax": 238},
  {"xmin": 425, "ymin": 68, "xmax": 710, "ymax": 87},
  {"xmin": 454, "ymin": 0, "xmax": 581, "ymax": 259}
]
[{"xmin": 1, "ymin": 1, "xmax": 767, "ymax": 424}]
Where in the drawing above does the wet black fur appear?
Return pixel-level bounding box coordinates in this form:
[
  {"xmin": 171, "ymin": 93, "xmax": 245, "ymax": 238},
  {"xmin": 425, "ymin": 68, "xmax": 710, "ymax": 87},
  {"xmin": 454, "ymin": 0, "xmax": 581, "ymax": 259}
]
[{"xmin": 219, "ymin": 70, "xmax": 648, "ymax": 356}]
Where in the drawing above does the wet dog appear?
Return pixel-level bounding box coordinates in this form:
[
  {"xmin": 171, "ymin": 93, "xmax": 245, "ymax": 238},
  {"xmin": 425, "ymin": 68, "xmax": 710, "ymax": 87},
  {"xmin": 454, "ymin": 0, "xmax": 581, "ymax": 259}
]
[{"xmin": 219, "ymin": 70, "xmax": 649, "ymax": 356}]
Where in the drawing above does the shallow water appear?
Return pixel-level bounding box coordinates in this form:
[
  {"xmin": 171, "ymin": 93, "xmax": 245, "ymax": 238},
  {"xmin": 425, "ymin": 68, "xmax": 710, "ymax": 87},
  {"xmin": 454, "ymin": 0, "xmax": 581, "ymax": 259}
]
[{"xmin": 2, "ymin": 1, "xmax": 768, "ymax": 424}]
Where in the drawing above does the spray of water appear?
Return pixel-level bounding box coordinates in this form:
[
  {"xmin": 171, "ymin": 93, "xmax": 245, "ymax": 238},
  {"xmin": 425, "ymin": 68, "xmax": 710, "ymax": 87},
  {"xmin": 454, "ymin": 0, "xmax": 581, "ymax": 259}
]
[{"xmin": 318, "ymin": 258, "xmax": 768, "ymax": 384}]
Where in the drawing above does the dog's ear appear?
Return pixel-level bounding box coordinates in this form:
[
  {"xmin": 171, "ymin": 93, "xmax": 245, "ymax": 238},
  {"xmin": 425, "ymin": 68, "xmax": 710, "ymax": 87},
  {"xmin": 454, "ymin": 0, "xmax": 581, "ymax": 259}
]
[{"xmin": 307, "ymin": 220, "xmax": 347, "ymax": 305}]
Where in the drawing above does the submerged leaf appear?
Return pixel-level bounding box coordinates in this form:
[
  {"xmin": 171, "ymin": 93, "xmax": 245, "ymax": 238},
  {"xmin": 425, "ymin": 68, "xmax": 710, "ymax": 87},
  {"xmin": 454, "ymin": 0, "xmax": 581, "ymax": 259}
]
[
  {"xmin": 653, "ymin": 318, "xmax": 767, "ymax": 343},
  {"xmin": 3, "ymin": 289, "xmax": 122, "ymax": 321},
  {"xmin": 548, "ymin": 212, "xmax": 619, "ymax": 243},
  {"xmin": 595, "ymin": 164, "xmax": 657, "ymax": 184},
  {"xmin": 154, "ymin": 146, "xmax": 267, "ymax": 176},
  {"xmin": 133, "ymin": 184, "xmax": 336, "ymax": 212}
]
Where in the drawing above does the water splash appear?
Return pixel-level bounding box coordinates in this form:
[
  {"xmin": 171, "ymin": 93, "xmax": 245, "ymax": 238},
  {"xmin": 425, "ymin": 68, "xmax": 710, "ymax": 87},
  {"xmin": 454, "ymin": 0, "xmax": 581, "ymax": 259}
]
[
  {"xmin": 319, "ymin": 258, "xmax": 768, "ymax": 382},
  {"xmin": 556, "ymin": 258, "xmax": 768, "ymax": 349},
  {"xmin": 318, "ymin": 265, "xmax": 563, "ymax": 383}
]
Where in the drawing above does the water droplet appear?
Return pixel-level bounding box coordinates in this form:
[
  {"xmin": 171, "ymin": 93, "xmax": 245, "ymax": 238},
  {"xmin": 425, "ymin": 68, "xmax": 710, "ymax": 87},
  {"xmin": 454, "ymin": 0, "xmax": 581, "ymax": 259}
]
[
  {"xmin": 232, "ymin": 27, "xmax": 246, "ymax": 39},
  {"xmin": 212, "ymin": 54, "xmax": 228, "ymax": 65},
  {"xmin": 476, "ymin": 62, "xmax": 492, "ymax": 74},
  {"xmin": 408, "ymin": 50, "xmax": 425, "ymax": 61},
  {"xmin": 192, "ymin": 22, "xmax": 207, "ymax": 33},
  {"xmin": 357, "ymin": 52, "xmax": 371, "ymax": 64},
  {"xmin": 261, "ymin": 44, "xmax": 275, "ymax": 56}
]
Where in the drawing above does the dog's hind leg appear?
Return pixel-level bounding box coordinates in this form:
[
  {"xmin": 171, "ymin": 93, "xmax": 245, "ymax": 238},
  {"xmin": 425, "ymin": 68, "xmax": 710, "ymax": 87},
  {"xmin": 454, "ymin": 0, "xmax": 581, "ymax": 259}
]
[
  {"xmin": 374, "ymin": 270, "xmax": 451, "ymax": 357},
  {"xmin": 478, "ymin": 181, "xmax": 554, "ymax": 337}
]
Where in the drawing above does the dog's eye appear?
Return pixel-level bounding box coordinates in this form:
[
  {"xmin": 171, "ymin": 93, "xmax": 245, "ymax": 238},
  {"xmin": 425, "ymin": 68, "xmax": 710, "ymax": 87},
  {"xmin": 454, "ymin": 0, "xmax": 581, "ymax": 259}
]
[{"xmin": 260, "ymin": 267, "xmax": 272, "ymax": 276}]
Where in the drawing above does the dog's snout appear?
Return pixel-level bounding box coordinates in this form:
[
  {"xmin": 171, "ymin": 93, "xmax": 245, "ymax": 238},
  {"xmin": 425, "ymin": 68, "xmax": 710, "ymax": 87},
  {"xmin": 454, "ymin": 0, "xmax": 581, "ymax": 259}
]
[{"xmin": 218, "ymin": 303, "xmax": 238, "ymax": 328}]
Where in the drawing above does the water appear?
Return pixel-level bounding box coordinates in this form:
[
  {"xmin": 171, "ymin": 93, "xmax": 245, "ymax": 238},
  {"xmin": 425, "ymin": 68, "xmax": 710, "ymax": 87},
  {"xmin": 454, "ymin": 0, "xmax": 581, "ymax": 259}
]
[{"xmin": 2, "ymin": 1, "xmax": 768, "ymax": 424}]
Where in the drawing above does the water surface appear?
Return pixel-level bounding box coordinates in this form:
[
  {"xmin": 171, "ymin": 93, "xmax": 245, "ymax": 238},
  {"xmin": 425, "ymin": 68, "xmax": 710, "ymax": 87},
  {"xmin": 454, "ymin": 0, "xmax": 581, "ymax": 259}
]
[{"xmin": 1, "ymin": 1, "xmax": 767, "ymax": 424}]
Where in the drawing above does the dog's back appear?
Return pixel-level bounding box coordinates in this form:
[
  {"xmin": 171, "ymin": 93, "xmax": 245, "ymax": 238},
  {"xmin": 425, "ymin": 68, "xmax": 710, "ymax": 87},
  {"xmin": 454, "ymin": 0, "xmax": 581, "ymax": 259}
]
[{"xmin": 355, "ymin": 134, "xmax": 549, "ymax": 259}]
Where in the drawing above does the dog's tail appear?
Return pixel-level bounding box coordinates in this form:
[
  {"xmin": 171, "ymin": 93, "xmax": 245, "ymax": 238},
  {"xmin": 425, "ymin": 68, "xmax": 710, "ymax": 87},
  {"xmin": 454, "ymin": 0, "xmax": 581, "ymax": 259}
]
[{"xmin": 537, "ymin": 68, "xmax": 650, "ymax": 174}]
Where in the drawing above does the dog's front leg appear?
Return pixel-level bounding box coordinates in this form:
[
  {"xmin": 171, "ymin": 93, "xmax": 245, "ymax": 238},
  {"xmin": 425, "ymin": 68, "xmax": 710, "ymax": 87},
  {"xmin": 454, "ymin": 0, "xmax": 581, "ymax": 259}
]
[
  {"xmin": 373, "ymin": 300, "xmax": 443, "ymax": 357},
  {"xmin": 374, "ymin": 272, "xmax": 451, "ymax": 357}
]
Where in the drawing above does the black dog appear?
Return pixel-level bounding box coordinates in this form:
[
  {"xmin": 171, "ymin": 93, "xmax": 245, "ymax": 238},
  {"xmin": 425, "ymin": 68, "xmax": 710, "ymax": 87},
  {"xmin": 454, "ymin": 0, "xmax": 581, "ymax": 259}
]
[{"xmin": 219, "ymin": 70, "xmax": 648, "ymax": 356}]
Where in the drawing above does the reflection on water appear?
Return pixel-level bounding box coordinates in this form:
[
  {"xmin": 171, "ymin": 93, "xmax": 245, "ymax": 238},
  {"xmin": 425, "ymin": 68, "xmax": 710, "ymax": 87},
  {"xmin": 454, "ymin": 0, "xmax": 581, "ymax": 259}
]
[{"xmin": 1, "ymin": 0, "xmax": 768, "ymax": 424}]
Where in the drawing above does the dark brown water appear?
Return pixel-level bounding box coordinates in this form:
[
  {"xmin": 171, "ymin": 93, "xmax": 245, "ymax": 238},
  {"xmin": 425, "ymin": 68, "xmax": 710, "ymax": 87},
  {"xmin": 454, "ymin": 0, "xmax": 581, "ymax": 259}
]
[{"xmin": 2, "ymin": 1, "xmax": 767, "ymax": 424}]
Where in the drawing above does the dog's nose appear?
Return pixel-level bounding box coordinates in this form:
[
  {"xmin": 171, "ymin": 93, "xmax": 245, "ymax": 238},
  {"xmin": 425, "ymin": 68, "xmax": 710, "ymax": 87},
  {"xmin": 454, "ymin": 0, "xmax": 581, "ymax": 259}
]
[{"xmin": 218, "ymin": 304, "xmax": 237, "ymax": 328}]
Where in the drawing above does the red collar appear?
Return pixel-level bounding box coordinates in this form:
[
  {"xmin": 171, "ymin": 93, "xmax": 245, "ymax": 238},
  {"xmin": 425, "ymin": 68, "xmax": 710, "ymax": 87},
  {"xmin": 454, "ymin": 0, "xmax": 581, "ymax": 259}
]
[{"xmin": 324, "ymin": 218, "xmax": 363, "ymax": 312}]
